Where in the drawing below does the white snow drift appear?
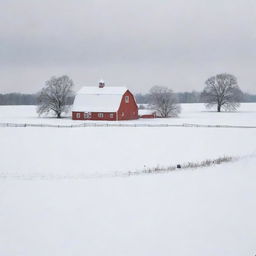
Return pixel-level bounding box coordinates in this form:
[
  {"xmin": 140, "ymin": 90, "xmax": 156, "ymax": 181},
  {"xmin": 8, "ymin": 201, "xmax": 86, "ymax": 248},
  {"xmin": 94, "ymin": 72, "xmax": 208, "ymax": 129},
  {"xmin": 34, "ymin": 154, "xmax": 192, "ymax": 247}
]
[{"xmin": 0, "ymin": 103, "xmax": 256, "ymax": 256}]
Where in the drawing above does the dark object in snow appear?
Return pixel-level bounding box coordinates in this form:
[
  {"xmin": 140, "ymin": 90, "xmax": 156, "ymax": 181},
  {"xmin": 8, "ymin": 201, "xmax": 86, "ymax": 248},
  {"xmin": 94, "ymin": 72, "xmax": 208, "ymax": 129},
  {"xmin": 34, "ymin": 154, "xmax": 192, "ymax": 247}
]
[{"xmin": 177, "ymin": 164, "xmax": 181, "ymax": 169}]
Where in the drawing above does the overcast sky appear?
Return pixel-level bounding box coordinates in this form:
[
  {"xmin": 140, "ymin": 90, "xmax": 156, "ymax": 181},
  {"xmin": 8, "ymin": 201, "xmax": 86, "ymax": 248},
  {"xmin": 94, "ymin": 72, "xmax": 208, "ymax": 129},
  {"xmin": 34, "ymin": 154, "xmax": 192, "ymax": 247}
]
[{"xmin": 1, "ymin": 0, "xmax": 256, "ymax": 94}]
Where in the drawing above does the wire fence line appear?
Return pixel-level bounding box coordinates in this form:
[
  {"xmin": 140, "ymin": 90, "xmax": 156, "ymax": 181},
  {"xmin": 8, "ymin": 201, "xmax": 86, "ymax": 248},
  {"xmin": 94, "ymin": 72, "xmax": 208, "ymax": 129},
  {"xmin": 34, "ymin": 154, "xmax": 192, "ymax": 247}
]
[{"xmin": 1, "ymin": 122, "xmax": 256, "ymax": 129}]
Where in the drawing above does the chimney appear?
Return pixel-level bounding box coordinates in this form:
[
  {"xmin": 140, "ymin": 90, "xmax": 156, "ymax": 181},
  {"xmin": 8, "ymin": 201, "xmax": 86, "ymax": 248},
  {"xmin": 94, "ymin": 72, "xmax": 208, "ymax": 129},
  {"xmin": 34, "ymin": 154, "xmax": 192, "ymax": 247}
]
[{"xmin": 99, "ymin": 80, "xmax": 105, "ymax": 88}]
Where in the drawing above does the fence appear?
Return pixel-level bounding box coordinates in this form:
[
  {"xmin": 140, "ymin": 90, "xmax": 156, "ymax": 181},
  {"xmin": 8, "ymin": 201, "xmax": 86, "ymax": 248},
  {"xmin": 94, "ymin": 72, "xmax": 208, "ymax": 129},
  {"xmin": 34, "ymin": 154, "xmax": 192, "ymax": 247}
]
[{"xmin": 1, "ymin": 122, "xmax": 256, "ymax": 129}]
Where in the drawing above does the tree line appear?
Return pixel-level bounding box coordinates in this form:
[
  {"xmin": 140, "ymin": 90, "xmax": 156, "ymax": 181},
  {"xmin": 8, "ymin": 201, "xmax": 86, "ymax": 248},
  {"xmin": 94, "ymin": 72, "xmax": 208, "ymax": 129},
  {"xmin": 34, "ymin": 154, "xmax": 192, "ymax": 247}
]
[
  {"xmin": 1, "ymin": 89, "xmax": 255, "ymax": 105},
  {"xmin": 136, "ymin": 91, "xmax": 202, "ymax": 104},
  {"xmin": 0, "ymin": 93, "xmax": 38, "ymax": 105},
  {"xmin": 1, "ymin": 73, "xmax": 256, "ymax": 118},
  {"xmin": 0, "ymin": 92, "xmax": 74, "ymax": 105},
  {"xmin": 136, "ymin": 91, "xmax": 256, "ymax": 104}
]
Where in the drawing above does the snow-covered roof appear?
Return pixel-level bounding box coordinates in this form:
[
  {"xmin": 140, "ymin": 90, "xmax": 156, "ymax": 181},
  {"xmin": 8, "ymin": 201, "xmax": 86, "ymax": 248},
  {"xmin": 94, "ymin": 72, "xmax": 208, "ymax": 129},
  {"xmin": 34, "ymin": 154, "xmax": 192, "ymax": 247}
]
[
  {"xmin": 72, "ymin": 86, "xmax": 128, "ymax": 112},
  {"xmin": 139, "ymin": 109, "xmax": 156, "ymax": 116}
]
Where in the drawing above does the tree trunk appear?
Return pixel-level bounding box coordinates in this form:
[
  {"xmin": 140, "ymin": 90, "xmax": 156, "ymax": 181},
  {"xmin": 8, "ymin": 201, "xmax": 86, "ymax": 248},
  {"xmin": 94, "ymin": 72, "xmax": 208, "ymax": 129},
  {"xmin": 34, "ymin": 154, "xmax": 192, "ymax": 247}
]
[
  {"xmin": 57, "ymin": 112, "xmax": 61, "ymax": 118},
  {"xmin": 217, "ymin": 104, "xmax": 221, "ymax": 112}
]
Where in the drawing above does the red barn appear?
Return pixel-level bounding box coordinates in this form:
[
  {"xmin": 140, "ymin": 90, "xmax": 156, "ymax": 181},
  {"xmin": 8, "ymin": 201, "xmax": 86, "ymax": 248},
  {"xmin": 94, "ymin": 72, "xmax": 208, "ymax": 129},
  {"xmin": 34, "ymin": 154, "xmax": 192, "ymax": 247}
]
[{"xmin": 72, "ymin": 81, "xmax": 138, "ymax": 121}]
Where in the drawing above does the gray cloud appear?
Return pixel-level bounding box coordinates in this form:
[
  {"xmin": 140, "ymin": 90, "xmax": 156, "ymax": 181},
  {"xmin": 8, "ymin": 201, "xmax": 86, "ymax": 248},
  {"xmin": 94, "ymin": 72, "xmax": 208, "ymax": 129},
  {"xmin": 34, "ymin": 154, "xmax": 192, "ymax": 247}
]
[{"xmin": 0, "ymin": 0, "xmax": 256, "ymax": 93}]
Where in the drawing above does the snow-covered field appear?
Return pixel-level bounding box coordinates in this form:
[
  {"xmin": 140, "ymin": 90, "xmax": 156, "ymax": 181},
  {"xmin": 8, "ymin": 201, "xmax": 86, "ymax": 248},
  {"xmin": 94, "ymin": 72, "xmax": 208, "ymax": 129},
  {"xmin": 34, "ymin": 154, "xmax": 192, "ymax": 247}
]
[
  {"xmin": 0, "ymin": 104, "xmax": 256, "ymax": 256},
  {"xmin": 1, "ymin": 103, "xmax": 256, "ymax": 126}
]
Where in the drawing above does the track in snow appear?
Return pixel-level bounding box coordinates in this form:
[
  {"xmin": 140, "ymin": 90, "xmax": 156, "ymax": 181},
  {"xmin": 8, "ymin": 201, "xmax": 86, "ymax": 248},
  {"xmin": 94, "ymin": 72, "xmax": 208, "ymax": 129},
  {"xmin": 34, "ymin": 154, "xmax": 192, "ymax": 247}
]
[{"xmin": 1, "ymin": 154, "xmax": 254, "ymax": 180}]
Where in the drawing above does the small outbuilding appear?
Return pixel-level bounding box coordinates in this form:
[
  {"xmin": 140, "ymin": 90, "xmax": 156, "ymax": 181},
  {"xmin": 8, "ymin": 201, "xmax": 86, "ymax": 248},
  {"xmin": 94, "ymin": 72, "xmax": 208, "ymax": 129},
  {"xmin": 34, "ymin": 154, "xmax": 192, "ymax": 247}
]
[
  {"xmin": 138, "ymin": 109, "xmax": 157, "ymax": 119},
  {"xmin": 72, "ymin": 81, "xmax": 138, "ymax": 121}
]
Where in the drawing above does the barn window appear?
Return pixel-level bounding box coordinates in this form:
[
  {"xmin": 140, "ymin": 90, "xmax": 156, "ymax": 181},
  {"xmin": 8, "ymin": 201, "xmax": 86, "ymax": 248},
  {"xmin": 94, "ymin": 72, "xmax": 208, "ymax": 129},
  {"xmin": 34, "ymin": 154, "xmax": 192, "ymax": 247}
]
[
  {"xmin": 121, "ymin": 112, "xmax": 124, "ymax": 117},
  {"xmin": 76, "ymin": 113, "xmax": 80, "ymax": 119},
  {"xmin": 110, "ymin": 113, "xmax": 114, "ymax": 118},
  {"xmin": 84, "ymin": 112, "xmax": 91, "ymax": 119},
  {"xmin": 125, "ymin": 96, "xmax": 129, "ymax": 103},
  {"xmin": 98, "ymin": 113, "xmax": 104, "ymax": 118}
]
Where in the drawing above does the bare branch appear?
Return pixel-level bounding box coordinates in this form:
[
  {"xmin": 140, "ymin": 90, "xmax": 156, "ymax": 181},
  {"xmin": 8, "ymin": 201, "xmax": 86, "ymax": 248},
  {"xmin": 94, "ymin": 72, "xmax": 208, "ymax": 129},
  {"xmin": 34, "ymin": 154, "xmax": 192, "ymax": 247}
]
[
  {"xmin": 37, "ymin": 75, "xmax": 74, "ymax": 118},
  {"xmin": 201, "ymin": 73, "xmax": 243, "ymax": 112},
  {"xmin": 149, "ymin": 86, "xmax": 181, "ymax": 117}
]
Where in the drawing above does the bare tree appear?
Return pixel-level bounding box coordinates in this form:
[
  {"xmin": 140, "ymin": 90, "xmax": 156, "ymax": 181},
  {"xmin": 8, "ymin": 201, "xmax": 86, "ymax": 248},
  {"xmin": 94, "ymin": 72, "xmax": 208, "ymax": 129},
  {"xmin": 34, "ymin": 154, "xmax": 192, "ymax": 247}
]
[
  {"xmin": 201, "ymin": 73, "xmax": 243, "ymax": 112},
  {"xmin": 149, "ymin": 86, "xmax": 181, "ymax": 117},
  {"xmin": 37, "ymin": 75, "xmax": 74, "ymax": 118}
]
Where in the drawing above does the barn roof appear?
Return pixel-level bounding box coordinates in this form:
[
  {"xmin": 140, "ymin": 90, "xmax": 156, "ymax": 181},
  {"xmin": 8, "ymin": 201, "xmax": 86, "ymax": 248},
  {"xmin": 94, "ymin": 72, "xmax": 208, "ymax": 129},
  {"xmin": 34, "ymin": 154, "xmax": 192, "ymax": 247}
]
[{"xmin": 72, "ymin": 86, "xmax": 128, "ymax": 112}]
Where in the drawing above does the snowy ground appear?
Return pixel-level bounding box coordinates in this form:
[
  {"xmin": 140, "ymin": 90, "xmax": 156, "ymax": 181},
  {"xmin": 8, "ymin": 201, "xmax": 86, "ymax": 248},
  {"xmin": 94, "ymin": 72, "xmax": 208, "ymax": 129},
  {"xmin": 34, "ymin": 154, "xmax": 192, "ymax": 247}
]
[
  {"xmin": 0, "ymin": 104, "xmax": 256, "ymax": 256},
  {"xmin": 0, "ymin": 126, "xmax": 256, "ymax": 176},
  {"xmin": 1, "ymin": 103, "xmax": 256, "ymax": 126}
]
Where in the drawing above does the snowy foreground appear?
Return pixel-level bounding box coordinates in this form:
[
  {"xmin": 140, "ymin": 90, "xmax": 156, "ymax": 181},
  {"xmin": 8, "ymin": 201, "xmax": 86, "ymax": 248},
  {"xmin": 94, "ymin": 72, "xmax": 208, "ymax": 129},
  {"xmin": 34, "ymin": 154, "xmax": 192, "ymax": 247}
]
[{"xmin": 0, "ymin": 104, "xmax": 256, "ymax": 256}]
